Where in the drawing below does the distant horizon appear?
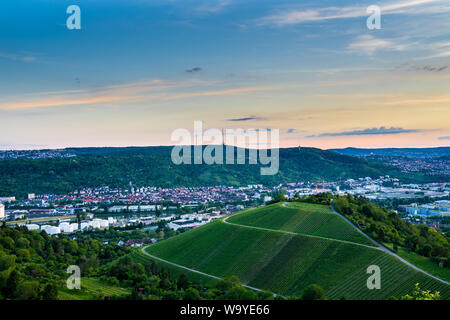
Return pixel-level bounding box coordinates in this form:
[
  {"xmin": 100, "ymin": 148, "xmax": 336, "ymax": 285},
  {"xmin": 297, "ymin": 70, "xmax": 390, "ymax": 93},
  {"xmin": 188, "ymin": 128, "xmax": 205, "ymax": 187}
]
[{"xmin": 1, "ymin": 144, "xmax": 450, "ymax": 152}]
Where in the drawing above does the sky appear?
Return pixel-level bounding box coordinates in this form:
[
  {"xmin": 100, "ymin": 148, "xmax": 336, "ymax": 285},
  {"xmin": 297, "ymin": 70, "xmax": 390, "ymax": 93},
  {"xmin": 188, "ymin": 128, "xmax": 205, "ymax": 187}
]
[{"xmin": 0, "ymin": 0, "xmax": 449, "ymax": 150}]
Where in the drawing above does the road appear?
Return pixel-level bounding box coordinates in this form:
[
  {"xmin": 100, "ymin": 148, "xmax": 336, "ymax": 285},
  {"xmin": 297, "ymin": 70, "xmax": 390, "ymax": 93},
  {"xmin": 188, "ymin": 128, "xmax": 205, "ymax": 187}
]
[
  {"xmin": 140, "ymin": 246, "xmax": 264, "ymax": 292},
  {"xmin": 222, "ymin": 204, "xmax": 379, "ymax": 250},
  {"xmin": 329, "ymin": 199, "xmax": 449, "ymax": 285}
]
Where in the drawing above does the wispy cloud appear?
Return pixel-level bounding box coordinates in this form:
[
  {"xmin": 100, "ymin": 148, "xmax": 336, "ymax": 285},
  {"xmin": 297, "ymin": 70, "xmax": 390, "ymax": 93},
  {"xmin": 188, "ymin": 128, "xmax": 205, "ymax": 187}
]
[
  {"xmin": 416, "ymin": 41, "xmax": 450, "ymax": 60},
  {"xmin": 394, "ymin": 63, "xmax": 449, "ymax": 72},
  {"xmin": 0, "ymin": 79, "xmax": 188, "ymax": 110},
  {"xmin": 0, "ymin": 51, "xmax": 36, "ymax": 62},
  {"xmin": 186, "ymin": 67, "xmax": 202, "ymax": 73},
  {"xmin": 0, "ymin": 79, "xmax": 285, "ymax": 110},
  {"xmin": 307, "ymin": 126, "xmax": 422, "ymax": 138},
  {"xmin": 348, "ymin": 35, "xmax": 409, "ymax": 55},
  {"xmin": 196, "ymin": 0, "xmax": 232, "ymax": 14},
  {"xmin": 162, "ymin": 86, "xmax": 280, "ymax": 100},
  {"xmin": 317, "ymin": 92, "xmax": 450, "ymax": 107},
  {"xmin": 379, "ymin": 94, "xmax": 450, "ymax": 106},
  {"xmin": 438, "ymin": 136, "xmax": 450, "ymax": 140},
  {"xmin": 259, "ymin": 0, "xmax": 446, "ymax": 26},
  {"xmin": 226, "ymin": 115, "xmax": 267, "ymax": 122}
]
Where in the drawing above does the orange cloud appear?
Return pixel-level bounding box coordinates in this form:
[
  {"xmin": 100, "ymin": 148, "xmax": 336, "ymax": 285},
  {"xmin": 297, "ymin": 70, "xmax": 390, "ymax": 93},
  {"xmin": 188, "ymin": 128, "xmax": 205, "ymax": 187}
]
[{"xmin": 0, "ymin": 95, "xmax": 125, "ymax": 110}]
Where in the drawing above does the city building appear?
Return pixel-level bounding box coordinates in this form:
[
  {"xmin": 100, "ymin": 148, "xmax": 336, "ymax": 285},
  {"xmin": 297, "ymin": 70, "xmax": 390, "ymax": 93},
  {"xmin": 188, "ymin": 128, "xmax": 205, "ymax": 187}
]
[
  {"xmin": 405, "ymin": 200, "xmax": 450, "ymax": 217},
  {"xmin": 0, "ymin": 203, "xmax": 4, "ymax": 220},
  {"xmin": 0, "ymin": 197, "xmax": 16, "ymax": 203}
]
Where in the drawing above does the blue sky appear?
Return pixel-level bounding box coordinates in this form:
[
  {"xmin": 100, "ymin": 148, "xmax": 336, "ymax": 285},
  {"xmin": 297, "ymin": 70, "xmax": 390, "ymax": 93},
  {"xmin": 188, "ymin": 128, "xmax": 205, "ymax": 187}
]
[{"xmin": 1, "ymin": 0, "xmax": 449, "ymax": 149}]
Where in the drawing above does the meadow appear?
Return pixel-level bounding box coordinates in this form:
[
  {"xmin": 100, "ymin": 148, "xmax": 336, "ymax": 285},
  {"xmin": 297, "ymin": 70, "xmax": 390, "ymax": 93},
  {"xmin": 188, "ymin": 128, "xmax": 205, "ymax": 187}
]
[
  {"xmin": 57, "ymin": 278, "xmax": 130, "ymax": 300},
  {"xmin": 227, "ymin": 202, "xmax": 374, "ymax": 245}
]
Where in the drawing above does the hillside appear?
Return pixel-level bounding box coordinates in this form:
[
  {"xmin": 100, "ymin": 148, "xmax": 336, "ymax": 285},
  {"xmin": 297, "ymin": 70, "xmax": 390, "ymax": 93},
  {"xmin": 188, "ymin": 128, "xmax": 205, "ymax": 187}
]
[
  {"xmin": 0, "ymin": 146, "xmax": 421, "ymax": 197},
  {"xmin": 227, "ymin": 202, "xmax": 374, "ymax": 245},
  {"xmin": 143, "ymin": 202, "xmax": 450, "ymax": 300}
]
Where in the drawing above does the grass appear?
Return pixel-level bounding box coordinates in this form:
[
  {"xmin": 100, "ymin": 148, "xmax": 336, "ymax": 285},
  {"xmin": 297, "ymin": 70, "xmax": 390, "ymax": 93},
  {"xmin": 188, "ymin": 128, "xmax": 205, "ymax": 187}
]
[
  {"xmin": 57, "ymin": 278, "xmax": 130, "ymax": 300},
  {"xmin": 58, "ymin": 288, "xmax": 96, "ymax": 300},
  {"xmin": 129, "ymin": 249, "xmax": 219, "ymax": 287},
  {"xmin": 82, "ymin": 278, "xmax": 130, "ymax": 297},
  {"xmin": 227, "ymin": 202, "xmax": 374, "ymax": 246},
  {"xmin": 383, "ymin": 243, "xmax": 450, "ymax": 282},
  {"xmin": 143, "ymin": 202, "xmax": 450, "ymax": 300}
]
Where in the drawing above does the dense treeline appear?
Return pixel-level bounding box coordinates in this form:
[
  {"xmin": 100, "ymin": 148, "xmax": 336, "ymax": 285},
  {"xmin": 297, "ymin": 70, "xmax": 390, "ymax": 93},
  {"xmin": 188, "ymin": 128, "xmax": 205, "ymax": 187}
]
[
  {"xmin": 102, "ymin": 258, "xmax": 277, "ymax": 300},
  {"xmin": 0, "ymin": 224, "xmax": 130, "ymax": 299},
  {"xmin": 0, "ymin": 223, "xmax": 299, "ymax": 300},
  {"xmin": 102, "ymin": 255, "xmax": 330, "ymax": 300},
  {"xmin": 0, "ymin": 220, "xmax": 315, "ymax": 300},
  {"xmin": 332, "ymin": 195, "xmax": 450, "ymax": 266},
  {"xmin": 0, "ymin": 147, "xmax": 411, "ymax": 198}
]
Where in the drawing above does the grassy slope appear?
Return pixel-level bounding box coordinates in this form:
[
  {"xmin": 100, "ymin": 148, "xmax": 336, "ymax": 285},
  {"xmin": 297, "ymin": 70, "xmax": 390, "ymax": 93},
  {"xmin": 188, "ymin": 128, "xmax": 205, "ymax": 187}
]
[
  {"xmin": 129, "ymin": 249, "xmax": 219, "ymax": 287},
  {"xmin": 58, "ymin": 278, "xmax": 130, "ymax": 300},
  {"xmin": 144, "ymin": 203, "xmax": 450, "ymax": 299},
  {"xmin": 228, "ymin": 202, "xmax": 374, "ymax": 246},
  {"xmin": 383, "ymin": 243, "xmax": 450, "ymax": 282}
]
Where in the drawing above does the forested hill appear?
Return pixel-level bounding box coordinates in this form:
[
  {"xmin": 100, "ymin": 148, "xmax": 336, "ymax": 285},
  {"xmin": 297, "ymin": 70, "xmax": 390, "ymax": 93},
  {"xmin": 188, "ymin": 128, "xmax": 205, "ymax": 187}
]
[{"xmin": 0, "ymin": 146, "xmax": 433, "ymax": 197}]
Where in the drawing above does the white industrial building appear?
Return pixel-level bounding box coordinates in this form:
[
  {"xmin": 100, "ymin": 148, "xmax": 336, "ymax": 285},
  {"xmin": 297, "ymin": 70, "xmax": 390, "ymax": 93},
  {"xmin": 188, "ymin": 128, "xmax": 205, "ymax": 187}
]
[
  {"xmin": 21, "ymin": 218, "xmax": 112, "ymax": 236},
  {"xmin": 0, "ymin": 203, "xmax": 4, "ymax": 220},
  {"xmin": 25, "ymin": 224, "xmax": 40, "ymax": 231},
  {"xmin": 59, "ymin": 222, "xmax": 74, "ymax": 233},
  {"xmin": 41, "ymin": 225, "xmax": 61, "ymax": 235},
  {"xmin": 109, "ymin": 205, "xmax": 161, "ymax": 213}
]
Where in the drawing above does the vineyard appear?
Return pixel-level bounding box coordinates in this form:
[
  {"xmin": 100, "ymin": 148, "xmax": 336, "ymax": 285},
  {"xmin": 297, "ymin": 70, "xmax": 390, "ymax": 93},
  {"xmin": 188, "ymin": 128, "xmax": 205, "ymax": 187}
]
[
  {"xmin": 143, "ymin": 203, "xmax": 450, "ymax": 299},
  {"xmin": 82, "ymin": 278, "xmax": 130, "ymax": 297},
  {"xmin": 57, "ymin": 278, "xmax": 130, "ymax": 300},
  {"xmin": 227, "ymin": 202, "xmax": 373, "ymax": 245}
]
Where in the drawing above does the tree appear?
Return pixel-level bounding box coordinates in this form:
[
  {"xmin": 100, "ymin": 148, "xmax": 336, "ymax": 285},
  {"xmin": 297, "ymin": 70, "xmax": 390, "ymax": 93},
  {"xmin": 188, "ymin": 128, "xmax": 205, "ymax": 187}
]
[
  {"xmin": 42, "ymin": 283, "xmax": 58, "ymax": 300},
  {"xmin": 4, "ymin": 269, "xmax": 20, "ymax": 297},
  {"xmin": 177, "ymin": 273, "xmax": 190, "ymax": 290},
  {"xmin": 302, "ymin": 284, "xmax": 326, "ymax": 300},
  {"xmin": 401, "ymin": 283, "xmax": 440, "ymax": 300},
  {"xmin": 0, "ymin": 255, "xmax": 16, "ymax": 271},
  {"xmin": 420, "ymin": 244, "xmax": 432, "ymax": 258},
  {"xmin": 16, "ymin": 237, "xmax": 30, "ymax": 249},
  {"xmin": 226, "ymin": 286, "xmax": 257, "ymax": 300},
  {"xmin": 183, "ymin": 287, "xmax": 201, "ymax": 300},
  {"xmin": 393, "ymin": 243, "xmax": 398, "ymax": 252},
  {"xmin": 0, "ymin": 237, "xmax": 14, "ymax": 250},
  {"xmin": 15, "ymin": 281, "xmax": 40, "ymax": 300},
  {"xmin": 150, "ymin": 261, "xmax": 158, "ymax": 275},
  {"xmin": 216, "ymin": 275, "xmax": 240, "ymax": 291}
]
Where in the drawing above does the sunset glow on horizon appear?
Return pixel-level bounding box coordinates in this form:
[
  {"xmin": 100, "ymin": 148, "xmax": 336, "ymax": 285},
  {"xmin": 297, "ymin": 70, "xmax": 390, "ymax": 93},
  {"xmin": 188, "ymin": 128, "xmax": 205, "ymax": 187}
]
[{"xmin": 1, "ymin": 0, "xmax": 449, "ymax": 150}]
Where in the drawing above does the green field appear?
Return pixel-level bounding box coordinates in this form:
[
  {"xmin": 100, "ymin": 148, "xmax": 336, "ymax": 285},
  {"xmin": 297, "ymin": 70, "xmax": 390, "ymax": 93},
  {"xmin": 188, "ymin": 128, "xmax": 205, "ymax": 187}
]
[
  {"xmin": 58, "ymin": 278, "xmax": 130, "ymax": 300},
  {"xmin": 143, "ymin": 203, "xmax": 450, "ymax": 300},
  {"xmin": 227, "ymin": 202, "xmax": 374, "ymax": 246},
  {"xmin": 129, "ymin": 249, "xmax": 219, "ymax": 287},
  {"xmin": 382, "ymin": 243, "xmax": 450, "ymax": 282}
]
